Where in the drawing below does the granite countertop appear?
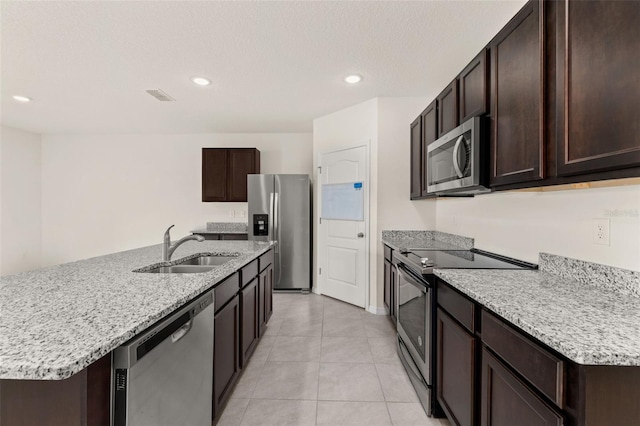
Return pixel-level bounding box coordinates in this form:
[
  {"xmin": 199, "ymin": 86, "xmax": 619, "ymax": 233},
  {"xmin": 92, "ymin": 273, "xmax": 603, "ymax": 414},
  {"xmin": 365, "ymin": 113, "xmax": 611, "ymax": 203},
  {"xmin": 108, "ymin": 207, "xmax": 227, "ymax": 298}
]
[
  {"xmin": 381, "ymin": 230, "xmax": 474, "ymax": 251},
  {"xmin": 192, "ymin": 222, "xmax": 248, "ymax": 234},
  {"xmin": 434, "ymin": 268, "xmax": 640, "ymax": 366},
  {"xmin": 0, "ymin": 240, "xmax": 273, "ymax": 380}
]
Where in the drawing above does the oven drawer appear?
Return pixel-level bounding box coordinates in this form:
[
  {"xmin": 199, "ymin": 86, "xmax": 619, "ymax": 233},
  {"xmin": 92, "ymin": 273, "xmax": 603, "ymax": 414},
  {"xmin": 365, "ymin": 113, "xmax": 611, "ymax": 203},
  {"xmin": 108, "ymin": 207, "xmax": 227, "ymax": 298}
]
[
  {"xmin": 437, "ymin": 280, "xmax": 476, "ymax": 333},
  {"xmin": 481, "ymin": 309, "xmax": 564, "ymax": 406}
]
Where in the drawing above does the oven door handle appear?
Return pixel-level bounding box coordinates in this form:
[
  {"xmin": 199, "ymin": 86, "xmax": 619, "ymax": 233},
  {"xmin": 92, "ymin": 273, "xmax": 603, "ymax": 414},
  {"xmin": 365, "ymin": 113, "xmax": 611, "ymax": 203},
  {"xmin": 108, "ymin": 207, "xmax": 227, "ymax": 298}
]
[{"xmin": 397, "ymin": 264, "xmax": 428, "ymax": 294}]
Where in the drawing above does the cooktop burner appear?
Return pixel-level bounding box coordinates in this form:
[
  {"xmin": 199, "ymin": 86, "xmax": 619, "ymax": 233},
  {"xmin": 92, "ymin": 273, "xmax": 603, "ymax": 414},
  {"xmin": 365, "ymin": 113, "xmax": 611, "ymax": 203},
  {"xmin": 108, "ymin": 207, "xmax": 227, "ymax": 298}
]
[{"xmin": 395, "ymin": 248, "xmax": 537, "ymax": 275}]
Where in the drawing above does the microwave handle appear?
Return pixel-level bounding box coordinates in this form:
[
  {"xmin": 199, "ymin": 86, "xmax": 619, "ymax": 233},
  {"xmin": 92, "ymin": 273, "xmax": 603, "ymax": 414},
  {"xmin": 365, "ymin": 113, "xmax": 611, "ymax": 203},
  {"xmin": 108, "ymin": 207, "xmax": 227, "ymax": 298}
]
[{"xmin": 452, "ymin": 135, "xmax": 465, "ymax": 178}]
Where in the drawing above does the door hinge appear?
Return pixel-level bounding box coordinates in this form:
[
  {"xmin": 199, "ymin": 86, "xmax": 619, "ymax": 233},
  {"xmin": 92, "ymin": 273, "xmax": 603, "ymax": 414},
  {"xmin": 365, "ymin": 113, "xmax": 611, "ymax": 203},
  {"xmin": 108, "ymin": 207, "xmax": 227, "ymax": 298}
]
[
  {"xmin": 318, "ymin": 166, "xmax": 322, "ymax": 174},
  {"xmin": 319, "ymin": 267, "xmax": 322, "ymax": 275},
  {"xmin": 319, "ymin": 217, "xmax": 322, "ymax": 225}
]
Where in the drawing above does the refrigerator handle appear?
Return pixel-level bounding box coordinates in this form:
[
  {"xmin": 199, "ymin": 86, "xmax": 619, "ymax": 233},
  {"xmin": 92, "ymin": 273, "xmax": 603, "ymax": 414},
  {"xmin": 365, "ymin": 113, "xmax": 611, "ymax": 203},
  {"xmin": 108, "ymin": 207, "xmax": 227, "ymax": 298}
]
[
  {"xmin": 274, "ymin": 192, "xmax": 279, "ymax": 253},
  {"xmin": 269, "ymin": 193, "xmax": 277, "ymax": 252}
]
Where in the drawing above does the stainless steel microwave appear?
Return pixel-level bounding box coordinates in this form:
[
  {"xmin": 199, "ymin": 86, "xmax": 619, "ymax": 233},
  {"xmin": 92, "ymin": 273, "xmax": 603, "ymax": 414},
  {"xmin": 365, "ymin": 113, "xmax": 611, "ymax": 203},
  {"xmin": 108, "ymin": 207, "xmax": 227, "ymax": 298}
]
[{"xmin": 426, "ymin": 116, "xmax": 490, "ymax": 195}]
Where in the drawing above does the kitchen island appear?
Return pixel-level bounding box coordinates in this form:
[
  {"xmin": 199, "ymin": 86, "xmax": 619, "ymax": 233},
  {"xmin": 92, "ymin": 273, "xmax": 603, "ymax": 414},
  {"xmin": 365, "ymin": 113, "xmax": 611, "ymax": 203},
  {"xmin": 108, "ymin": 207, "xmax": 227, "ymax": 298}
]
[{"xmin": 0, "ymin": 240, "xmax": 274, "ymax": 425}]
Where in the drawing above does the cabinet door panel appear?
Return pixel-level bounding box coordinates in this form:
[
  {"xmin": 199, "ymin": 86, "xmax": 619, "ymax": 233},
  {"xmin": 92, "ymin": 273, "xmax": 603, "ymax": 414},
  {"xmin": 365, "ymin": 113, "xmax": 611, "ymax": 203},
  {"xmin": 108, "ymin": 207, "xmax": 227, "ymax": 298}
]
[
  {"xmin": 490, "ymin": 0, "xmax": 545, "ymax": 186},
  {"xmin": 202, "ymin": 149, "xmax": 228, "ymax": 202},
  {"xmin": 384, "ymin": 259, "xmax": 391, "ymax": 314},
  {"xmin": 410, "ymin": 115, "xmax": 423, "ymax": 199},
  {"xmin": 481, "ymin": 348, "xmax": 563, "ymax": 426},
  {"xmin": 390, "ymin": 264, "xmax": 397, "ymax": 324},
  {"xmin": 437, "ymin": 308, "xmax": 476, "ymax": 426},
  {"xmin": 460, "ymin": 50, "xmax": 489, "ymax": 123},
  {"xmin": 556, "ymin": 0, "xmax": 640, "ymax": 175},
  {"xmin": 265, "ymin": 264, "xmax": 273, "ymax": 323},
  {"xmin": 227, "ymin": 149, "xmax": 258, "ymax": 202},
  {"xmin": 258, "ymin": 264, "xmax": 273, "ymax": 336},
  {"xmin": 438, "ymin": 80, "xmax": 459, "ymax": 137},
  {"xmin": 240, "ymin": 278, "xmax": 259, "ymax": 367},
  {"xmin": 421, "ymin": 100, "xmax": 438, "ymax": 198},
  {"xmin": 213, "ymin": 295, "xmax": 240, "ymax": 418}
]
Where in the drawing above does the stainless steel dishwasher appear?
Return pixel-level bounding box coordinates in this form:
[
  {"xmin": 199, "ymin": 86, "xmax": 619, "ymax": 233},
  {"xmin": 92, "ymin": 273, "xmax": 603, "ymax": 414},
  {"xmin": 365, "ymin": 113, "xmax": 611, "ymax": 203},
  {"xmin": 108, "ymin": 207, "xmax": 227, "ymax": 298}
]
[{"xmin": 113, "ymin": 290, "xmax": 214, "ymax": 426}]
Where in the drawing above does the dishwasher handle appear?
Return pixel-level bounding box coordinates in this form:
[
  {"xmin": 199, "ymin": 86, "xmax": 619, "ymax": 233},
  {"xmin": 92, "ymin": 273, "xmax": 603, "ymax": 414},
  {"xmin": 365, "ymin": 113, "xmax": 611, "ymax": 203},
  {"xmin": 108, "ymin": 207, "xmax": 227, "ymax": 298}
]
[{"xmin": 171, "ymin": 320, "xmax": 193, "ymax": 343}]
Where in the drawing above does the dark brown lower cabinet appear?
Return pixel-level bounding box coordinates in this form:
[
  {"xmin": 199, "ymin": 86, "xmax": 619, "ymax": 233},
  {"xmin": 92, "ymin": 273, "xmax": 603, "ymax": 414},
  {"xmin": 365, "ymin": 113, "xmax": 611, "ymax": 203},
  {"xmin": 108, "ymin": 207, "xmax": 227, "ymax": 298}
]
[
  {"xmin": 240, "ymin": 277, "xmax": 259, "ymax": 368},
  {"xmin": 265, "ymin": 264, "xmax": 273, "ymax": 322},
  {"xmin": 213, "ymin": 294, "xmax": 240, "ymax": 418},
  {"xmin": 383, "ymin": 245, "xmax": 398, "ymax": 324},
  {"xmin": 481, "ymin": 347, "xmax": 563, "ymax": 426},
  {"xmin": 0, "ymin": 354, "xmax": 111, "ymax": 426},
  {"xmin": 390, "ymin": 264, "xmax": 397, "ymax": 323},
  {"xmin": 384, "ymin": 259, "xmax": 392, "ymax": 315},
  {"xmin": 437, "ymin": 307, "xmax": 476, "ymax": 426}
]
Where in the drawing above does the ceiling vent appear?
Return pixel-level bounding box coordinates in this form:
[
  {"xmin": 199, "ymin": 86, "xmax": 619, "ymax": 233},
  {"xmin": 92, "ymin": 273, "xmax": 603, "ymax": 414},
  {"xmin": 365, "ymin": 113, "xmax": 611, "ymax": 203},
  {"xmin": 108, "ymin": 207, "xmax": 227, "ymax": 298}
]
[{"xmin": 146, "ymin": 89, "xmax": 175, "ymax": 102}]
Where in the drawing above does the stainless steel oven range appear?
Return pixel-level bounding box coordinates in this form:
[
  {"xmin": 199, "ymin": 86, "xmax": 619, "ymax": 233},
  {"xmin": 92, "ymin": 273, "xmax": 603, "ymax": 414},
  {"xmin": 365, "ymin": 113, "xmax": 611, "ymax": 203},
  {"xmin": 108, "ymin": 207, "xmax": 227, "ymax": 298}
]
[{"xmin": 392, "ymin": 248, "xmax": 536, "ymax": 417}]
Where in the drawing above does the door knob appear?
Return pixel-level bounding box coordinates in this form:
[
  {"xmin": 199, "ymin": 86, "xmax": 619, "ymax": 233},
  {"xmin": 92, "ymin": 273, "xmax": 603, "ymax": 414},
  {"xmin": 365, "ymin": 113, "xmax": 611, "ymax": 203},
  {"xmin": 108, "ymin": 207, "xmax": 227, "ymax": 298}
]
[{"xmin": 357, "ymin": 232, "xmax": 365, "ymax": 238}]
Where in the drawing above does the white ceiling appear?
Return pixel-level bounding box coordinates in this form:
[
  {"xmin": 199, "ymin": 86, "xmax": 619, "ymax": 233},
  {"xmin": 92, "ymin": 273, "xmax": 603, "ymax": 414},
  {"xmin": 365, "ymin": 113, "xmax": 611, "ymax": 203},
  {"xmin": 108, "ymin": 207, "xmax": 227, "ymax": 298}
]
[{"xmin": 1, "ymin": 0, "xmax": 526, "ymax": 134}]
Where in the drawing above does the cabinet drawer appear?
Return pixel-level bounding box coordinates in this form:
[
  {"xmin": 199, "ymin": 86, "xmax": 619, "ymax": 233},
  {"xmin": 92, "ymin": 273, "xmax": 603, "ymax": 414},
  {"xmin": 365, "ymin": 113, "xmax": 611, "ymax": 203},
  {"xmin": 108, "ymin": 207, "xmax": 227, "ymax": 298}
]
[
  {"xmin": 481, "ymin": 310, "xmax": 564, "ymax": 406},
  {"xmin": 241, "ymin": 259, "xmax": 259, "ymax": 287},
  {"xmin": 384, "ymin": 245, "xmax": 393, "ymax": 262},
  {"xmin": 481, "ymin": 347, "xmax": 563, "ymax": 426},
  {"xmin": 259, "ymin": 249, "xmax": 274, "ymax": 272},
  {"xmin": 214, "ymin": 273, "xmax": 240, "ymax": 312},
  {"xmin": 437, "ymin": 281, "xmax": 476, "ymax": 333}
]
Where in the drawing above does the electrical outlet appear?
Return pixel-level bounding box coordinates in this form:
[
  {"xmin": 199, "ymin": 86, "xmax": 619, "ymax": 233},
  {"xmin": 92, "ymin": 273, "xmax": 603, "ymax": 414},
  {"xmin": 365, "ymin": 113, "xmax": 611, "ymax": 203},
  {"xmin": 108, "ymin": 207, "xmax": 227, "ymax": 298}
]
[
  {"xmin": 228, "ymin": 210, "xmax": 235, "ymax": 218},
  {"xmin": 593, "ymin": 218, "xmax": 610, "ymax": 245},
  {"xmin": 238, "ymin": 210, "xmax": 246, "ymax": 218}
]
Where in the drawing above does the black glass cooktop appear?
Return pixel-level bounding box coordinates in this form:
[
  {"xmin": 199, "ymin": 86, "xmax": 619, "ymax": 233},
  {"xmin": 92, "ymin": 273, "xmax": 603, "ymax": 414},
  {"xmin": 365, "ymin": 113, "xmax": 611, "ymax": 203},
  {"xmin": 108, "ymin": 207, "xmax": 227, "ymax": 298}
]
[{"xmin": 398, "ymin": 248, "xmax": 537, "ymax": 275}]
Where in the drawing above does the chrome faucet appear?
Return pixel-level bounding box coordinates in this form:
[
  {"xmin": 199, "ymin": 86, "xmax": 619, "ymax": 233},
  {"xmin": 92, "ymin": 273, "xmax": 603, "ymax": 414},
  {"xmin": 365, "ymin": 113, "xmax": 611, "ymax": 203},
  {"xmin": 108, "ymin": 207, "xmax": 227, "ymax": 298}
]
[{"xmin": 162, "ymin": 225, "xmax": 205, "ymax": 261}]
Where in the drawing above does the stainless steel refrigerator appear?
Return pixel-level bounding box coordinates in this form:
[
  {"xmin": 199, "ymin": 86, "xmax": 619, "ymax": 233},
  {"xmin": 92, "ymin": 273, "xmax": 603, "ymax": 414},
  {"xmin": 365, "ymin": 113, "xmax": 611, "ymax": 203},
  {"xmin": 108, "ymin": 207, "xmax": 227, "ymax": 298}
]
[{"xmin": 247, "ymin": 174, "xmax": 311, "ymax": 291}]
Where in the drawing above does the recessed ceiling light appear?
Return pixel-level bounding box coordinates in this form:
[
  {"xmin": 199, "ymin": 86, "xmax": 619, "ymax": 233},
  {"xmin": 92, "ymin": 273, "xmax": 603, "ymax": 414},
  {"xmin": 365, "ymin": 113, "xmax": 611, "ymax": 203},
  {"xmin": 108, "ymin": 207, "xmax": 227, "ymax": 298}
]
[
  {"xmin": 13, "ymin": 95, "xmax": 31, "ymax": 102},
  {"xmin": 191, "ymin": 77, "xmax": 211, "ymax": 86},
  {"xmin": 344, "ymin": 74, "xmax": 363, "ymax": 84}
]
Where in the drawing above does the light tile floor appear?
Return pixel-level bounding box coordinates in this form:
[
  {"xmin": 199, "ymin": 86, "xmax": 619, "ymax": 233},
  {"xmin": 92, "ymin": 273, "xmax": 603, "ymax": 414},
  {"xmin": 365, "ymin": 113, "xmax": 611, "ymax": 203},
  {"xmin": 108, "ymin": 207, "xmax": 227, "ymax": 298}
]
[{"xmin": 215, "ymin": 293, "xmax": 451, "ymax": 426}]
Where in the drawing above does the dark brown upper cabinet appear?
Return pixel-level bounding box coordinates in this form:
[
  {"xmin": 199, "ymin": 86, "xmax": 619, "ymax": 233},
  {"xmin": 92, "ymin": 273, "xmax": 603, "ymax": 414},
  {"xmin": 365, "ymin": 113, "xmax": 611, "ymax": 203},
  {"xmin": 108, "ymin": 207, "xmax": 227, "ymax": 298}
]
[
  {"xmin": 437, "ymin": 79, "xmax": 459, "ymax": 137},
  {"xmin": 421, "ymin": 101, "xmax": 438, "ymax": 198},
  {"xmin": 410, "ymin": 101, "xmax": 438, "ymax": 200},
  {"xmin": 489, "ymin": 0, "xmax": 545, "ymax": 187},
  {"xmin": 555, "ymin": 0, "xmax": 640, "ymax": 177},
  {"xmin": 202, "ymin": 148, "xmax": 260, "ymax": 202},
  {"xmin": 459, "ymin": 50, "xmax": 489, "ymax": 123},
  {"xmin": 410, "ymin": 115, "xmax": 423, "ymax": 199}
]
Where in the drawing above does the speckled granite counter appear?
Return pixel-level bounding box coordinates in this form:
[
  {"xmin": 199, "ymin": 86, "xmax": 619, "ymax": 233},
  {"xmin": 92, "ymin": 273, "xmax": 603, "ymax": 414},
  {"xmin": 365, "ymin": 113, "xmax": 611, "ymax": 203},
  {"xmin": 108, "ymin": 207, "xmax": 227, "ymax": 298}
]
[
  {"xmin": 434, "ymin": 261, "xmax": 640, "ymax": 366},
  {"xmin": 381, "ymin": 230, "xmax": 473, "ymax": 251},
  {"xmin": 192, "ymin": 222, "xmax": 248, "ymax": 234},
  {"xmin": 0, "ymin": 240, "xmax": 273, "ymax": 380}
]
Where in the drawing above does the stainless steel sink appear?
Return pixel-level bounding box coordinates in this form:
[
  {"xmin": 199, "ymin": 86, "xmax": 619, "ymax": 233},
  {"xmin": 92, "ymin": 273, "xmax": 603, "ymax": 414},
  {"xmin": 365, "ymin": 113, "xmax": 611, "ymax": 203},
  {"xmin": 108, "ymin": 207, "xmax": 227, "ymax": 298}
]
[
  {"xmin": 178, "ymin": 255, "xmax": 237, "ymax": 266},
  {"xmin": 137, "ymin": 255, "xmax": 237, "ymax": 274},
  {"xmin": 144, "ymin": 265, "xmax": 216, "ymax": 274}
]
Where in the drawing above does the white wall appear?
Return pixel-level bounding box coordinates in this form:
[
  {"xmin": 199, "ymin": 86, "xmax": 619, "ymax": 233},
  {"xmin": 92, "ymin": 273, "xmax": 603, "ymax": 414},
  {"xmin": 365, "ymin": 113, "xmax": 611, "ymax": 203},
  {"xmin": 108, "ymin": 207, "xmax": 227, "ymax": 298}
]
[
  {"xmin": 435, "ymin": 184, "xmax": 640, "ymax": 271},
  {"xmin": 41, "ymin": 133, "xmax": 312, "ymax": 266},
  {"xmin": 313, "ymin": 97, "xmax": 438, "ymax": 311},
  {"xmin": 1, "ymin": 126, "xmax": 42, "ymax": 276}
]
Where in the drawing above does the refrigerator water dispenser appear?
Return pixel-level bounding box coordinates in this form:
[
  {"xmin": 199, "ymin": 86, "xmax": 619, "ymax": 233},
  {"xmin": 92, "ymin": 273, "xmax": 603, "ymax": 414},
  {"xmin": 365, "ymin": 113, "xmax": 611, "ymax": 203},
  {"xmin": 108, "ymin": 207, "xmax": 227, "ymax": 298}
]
[{"xmin": 253, "ymin": 214, "xmax": 269, "ymax": 236}]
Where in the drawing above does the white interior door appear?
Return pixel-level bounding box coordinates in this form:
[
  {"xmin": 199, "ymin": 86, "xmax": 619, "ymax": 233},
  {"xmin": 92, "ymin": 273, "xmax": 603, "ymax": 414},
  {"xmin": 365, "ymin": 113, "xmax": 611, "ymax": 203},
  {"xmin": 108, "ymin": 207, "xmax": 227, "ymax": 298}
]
[{"xmin": 318, "ymin": 145, "xmax": 369, "ymax": 308}]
